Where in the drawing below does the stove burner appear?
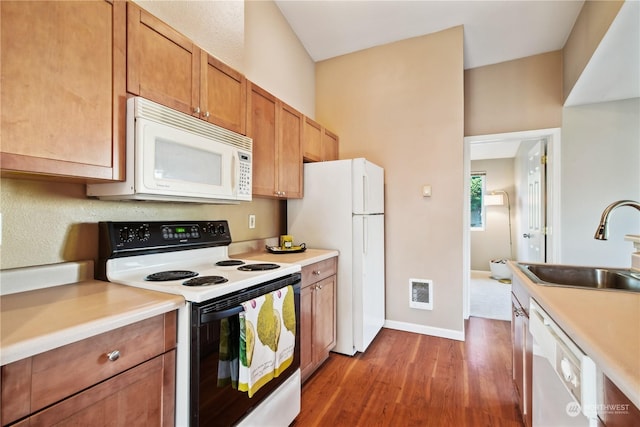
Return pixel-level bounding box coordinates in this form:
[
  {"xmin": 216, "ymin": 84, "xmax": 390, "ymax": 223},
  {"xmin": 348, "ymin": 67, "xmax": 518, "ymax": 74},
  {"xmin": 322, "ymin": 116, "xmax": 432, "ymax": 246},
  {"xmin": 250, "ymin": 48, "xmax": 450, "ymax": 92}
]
[
  {"xmin": 145, "ymin": 270, "xmax": 198, "ymax": 281},
  {"xmin": 238, "ymin": 263, "xmax": 280, "ymax": 271},
  {"xmin": 215, "ymin": 259, "xmax": 245, "ymax": 267},
  {"xmin": 183, "ymin": 276, "xmax": 229, "ymax": 287}
]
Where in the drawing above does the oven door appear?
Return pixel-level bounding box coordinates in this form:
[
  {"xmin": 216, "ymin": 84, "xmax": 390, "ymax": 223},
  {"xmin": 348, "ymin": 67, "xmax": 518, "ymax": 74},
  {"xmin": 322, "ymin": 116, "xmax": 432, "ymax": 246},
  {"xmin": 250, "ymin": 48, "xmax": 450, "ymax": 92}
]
[{"xmin": 190, "ymin": 277, "xmax": 301, "ymax": 427}]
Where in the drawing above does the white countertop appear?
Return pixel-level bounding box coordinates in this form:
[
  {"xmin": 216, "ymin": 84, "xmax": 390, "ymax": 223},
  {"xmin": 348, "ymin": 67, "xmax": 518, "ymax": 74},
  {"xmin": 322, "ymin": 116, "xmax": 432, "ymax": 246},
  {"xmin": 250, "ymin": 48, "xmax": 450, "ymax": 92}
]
[
  {"xmin": 234, "ymin": 247, "xmax": 339, "ymax": 267},
  {"xmin": 0, "ymin": 251, "xmax": 339, "ymax": 367},
  {"xmin": 509, "ymin": 262, "xmax": 640, "ymax": 409},
  {"xmin": 0, "ymin": 280, "xmax": 184, "ymax": 365}
]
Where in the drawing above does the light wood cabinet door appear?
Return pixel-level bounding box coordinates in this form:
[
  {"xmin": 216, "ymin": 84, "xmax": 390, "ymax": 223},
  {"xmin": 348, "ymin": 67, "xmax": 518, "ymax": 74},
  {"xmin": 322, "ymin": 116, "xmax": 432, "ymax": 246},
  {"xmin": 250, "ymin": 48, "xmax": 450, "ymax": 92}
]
[
  {"xmin": 313, "ymin": 276, "xmax": 337, "ymax": 361},
  {"xmin": 600, "ymin": 375, "xmax": 640, "ymax": 427},
  {"xmin": 1, "ymin": 0, "xmax": 126, "ymax": 181},
  {"xmin": 127, "ymin": 2, "xmax": 199, "ymax": 117},
  {"xmin": 247, "ymin": 83, "xmax": 303, "ymax": 199},
  {"xmin": 299, "ymin": 257, "xmax": 338, "ymax": 382},
  {"xmin": 278, "ymin": 103, "xmax": 303, "ymax": 198},
  {"xmin": 201, "ymin": 53, "xmax": 247, "ymax": 134},
  {"xmin": 303, "ymin": 117, "xmax": 339, "ymax": 163},
  {"xmin": 322, "ymin": 128, "xmax": 339, "ymax": 161},
  {"xmin": 299, "ymin": 284, "xmax": 314, "ymax": 381},
  {"xmin": 247, "ymin": 83, "xmax": 278, "ymax": 197},
  {"xmin": 29, "ymin": 351, "xmax": 175, "ymax": 427},
  {"xmin": 303, "ymin": 117, "xmax": 323, "ymax": 162}
]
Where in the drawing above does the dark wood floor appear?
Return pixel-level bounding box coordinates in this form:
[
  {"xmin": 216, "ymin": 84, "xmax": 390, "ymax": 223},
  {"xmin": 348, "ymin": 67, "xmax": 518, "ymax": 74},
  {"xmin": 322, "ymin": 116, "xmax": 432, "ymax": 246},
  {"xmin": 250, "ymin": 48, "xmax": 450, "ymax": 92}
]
[{"xmin": 293, "ymin": 317, "xmax": 524, "ymax": 427}]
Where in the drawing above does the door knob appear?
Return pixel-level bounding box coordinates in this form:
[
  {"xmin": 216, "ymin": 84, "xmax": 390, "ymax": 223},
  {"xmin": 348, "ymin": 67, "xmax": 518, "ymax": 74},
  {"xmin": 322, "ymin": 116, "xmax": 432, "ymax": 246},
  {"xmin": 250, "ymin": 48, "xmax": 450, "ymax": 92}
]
[{"xmin": 523, "ymin": 233, "xmax": 532, "ymax": 238}]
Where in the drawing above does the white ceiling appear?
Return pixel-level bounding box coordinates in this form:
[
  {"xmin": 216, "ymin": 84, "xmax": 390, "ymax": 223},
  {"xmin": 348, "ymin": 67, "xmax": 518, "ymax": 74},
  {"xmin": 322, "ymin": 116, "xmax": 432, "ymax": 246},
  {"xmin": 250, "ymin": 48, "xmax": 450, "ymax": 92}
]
[
  {"xmin": 275, "ymin": 0, "xmax": 639, "ymax": 161},
  {"xmin": 274, "ymin": 0, "xmax": 585, "ymax": 69}
]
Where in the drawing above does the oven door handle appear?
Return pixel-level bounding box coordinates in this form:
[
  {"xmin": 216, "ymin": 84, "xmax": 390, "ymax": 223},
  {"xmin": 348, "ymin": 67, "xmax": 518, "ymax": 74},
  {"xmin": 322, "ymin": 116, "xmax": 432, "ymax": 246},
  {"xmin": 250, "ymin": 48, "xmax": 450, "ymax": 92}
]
[{"xmin": 200, "ymin": 305, "xmax": 244, "ymax": 324}]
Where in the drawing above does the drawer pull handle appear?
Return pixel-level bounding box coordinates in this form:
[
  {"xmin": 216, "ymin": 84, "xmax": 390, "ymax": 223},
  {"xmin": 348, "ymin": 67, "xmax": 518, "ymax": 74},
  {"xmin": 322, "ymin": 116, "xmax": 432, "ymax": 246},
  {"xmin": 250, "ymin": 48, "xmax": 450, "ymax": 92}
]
[
  {"xmin": 107, "ymin": 350, "xmax": 121, "ymax": 362},
  {"xmin": 313, "ymin": 270, "xmax": 321, "ymax": 275}
]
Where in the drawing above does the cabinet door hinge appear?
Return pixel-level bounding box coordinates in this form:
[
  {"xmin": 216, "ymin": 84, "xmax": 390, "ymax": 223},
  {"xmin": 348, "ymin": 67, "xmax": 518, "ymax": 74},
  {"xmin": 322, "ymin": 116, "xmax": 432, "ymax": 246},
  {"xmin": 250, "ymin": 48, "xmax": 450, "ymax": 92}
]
[{"xmin": 541, "ymin": 155, "xmax": 548, "ymax": 165}]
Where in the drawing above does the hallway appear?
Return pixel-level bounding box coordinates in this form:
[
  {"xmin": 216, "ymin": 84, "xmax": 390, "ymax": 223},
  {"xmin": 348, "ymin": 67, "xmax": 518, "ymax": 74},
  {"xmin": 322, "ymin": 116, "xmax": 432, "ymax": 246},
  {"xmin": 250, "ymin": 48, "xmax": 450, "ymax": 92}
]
[{"xmin": 469, "ymin": 270, "xmax": 512, "ymax": 321}]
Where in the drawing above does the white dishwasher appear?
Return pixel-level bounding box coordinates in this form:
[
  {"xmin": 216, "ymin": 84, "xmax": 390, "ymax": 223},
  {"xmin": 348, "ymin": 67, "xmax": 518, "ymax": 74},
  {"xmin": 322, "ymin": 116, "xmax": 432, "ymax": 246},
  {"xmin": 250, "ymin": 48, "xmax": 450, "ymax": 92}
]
[{"xmin": 529, "ymin": 299, "xmax": 599, "ymax": 427}]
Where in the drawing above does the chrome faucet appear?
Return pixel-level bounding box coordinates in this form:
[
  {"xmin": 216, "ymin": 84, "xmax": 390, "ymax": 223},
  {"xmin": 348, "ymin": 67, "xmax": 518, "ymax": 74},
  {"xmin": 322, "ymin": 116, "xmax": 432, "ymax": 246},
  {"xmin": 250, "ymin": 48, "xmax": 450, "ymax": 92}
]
[{"xmin": 594, "ymin": 200, "xmax": 640, "ymax": 240}]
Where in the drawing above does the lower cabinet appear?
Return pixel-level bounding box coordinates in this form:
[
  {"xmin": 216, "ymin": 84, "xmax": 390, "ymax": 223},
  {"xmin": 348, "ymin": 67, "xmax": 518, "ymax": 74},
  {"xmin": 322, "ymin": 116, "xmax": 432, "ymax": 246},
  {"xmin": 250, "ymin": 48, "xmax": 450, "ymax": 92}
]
[
  {"xmin": 300, "ymin": 257, "xmax": 337, "ymax": 382},
  {"xmin": 511, "ymin": 278, "xmax": 532, "ymax": 427},
  {"xmin": 1, "ymin": 311, "xmax": 177, "ymax": 426},
  {"xmin": 600, "ymin": 375, "xmax": 640, "ymax": 427}
]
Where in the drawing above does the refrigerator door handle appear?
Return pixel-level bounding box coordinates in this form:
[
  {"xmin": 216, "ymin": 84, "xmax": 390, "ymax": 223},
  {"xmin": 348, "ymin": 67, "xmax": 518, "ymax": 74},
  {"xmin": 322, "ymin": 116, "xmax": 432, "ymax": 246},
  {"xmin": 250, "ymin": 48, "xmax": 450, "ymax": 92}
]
[
  {"xmin": 363, "ymin": 216, "xmax": 368, "ymax": 254},
  {"xmin": 362, "ymin": 174, "xmax": 368, "ymax": 213}
]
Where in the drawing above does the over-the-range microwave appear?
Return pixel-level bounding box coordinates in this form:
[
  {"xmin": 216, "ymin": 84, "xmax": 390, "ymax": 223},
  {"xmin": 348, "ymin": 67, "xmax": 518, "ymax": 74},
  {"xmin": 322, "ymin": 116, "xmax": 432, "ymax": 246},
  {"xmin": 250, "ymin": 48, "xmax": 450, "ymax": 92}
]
[{"xmin": 87, "ymin": 97, "xmax": 252, "ymax": 204}]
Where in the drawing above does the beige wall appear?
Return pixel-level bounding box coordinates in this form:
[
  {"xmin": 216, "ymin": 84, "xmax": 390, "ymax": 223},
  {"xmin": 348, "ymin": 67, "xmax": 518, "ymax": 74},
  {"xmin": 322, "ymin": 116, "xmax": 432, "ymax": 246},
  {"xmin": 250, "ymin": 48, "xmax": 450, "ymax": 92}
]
[
  {"xmin": 562, "ymin": 0, "xmax": 624, "ymax": 102},
  {"xmin": 0, "ymin": 1, "xmax": 313, "ymax": 271},
  {"xmin": 464, "ymin": 51, "xmax": 563, "ymax": 136},
  {"xmin": 316, "ymin": 27, "xmax": 465, "ymax": 335},
  {"xmin": 244, "ymin": 0, "xmax": 315, "ymax": 117}
]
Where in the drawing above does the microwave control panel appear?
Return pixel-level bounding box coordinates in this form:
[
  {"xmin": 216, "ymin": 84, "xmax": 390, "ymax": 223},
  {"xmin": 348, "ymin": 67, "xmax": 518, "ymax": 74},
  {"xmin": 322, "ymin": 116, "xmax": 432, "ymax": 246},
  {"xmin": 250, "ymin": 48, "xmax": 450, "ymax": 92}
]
[{"xmin": 238, "ymin": 151, "xmax": 252, "ymax": 199}]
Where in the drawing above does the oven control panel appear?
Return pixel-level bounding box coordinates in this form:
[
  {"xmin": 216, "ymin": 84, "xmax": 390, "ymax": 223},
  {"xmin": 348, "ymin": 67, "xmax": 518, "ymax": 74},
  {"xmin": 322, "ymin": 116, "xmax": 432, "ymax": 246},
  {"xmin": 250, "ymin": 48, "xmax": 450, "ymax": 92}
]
[{"xmin": 99, "ymin": 220, "xmax": 232, "ymax": 258}]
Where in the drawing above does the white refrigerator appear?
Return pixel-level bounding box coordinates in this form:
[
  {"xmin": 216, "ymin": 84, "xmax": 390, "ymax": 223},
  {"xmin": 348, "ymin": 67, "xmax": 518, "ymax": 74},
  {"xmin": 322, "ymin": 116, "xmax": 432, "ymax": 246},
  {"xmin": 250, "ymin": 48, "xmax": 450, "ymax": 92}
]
[{"xmin": 287, "ymin": 158, "xmax": 385, "ymax": 356}]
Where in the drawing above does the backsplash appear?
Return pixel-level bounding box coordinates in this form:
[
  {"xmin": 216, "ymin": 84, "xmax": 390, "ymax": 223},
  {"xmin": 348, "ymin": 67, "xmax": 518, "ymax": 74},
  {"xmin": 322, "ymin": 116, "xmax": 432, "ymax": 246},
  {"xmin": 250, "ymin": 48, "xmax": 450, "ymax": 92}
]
[{"xmin": 0, "ymin": 177, "xmax": 285, "ymax": 270}]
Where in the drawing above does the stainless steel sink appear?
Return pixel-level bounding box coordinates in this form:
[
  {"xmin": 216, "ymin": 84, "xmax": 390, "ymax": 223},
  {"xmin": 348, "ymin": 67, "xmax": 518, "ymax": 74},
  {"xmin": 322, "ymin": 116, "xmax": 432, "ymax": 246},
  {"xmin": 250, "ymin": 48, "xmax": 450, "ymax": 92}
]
[{"xmin": 515, "ymin": 263, "xmax": 640, "ymax": 293}]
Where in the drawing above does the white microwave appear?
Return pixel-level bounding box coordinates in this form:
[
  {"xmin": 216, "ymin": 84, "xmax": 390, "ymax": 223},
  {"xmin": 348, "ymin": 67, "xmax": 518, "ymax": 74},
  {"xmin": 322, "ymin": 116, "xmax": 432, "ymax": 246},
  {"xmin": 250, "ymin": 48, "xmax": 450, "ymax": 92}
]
[{"xmin": 87, "ymin": 97, "xmax": 252, "ymax": 204}]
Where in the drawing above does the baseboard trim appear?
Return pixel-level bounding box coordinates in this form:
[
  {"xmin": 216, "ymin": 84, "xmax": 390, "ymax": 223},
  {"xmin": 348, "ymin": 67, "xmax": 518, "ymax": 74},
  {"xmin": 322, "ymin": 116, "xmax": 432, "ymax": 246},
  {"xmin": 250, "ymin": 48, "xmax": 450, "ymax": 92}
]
[{"xmin": 383, "ymin": 320, "xmax": 465, "ymax": 342}]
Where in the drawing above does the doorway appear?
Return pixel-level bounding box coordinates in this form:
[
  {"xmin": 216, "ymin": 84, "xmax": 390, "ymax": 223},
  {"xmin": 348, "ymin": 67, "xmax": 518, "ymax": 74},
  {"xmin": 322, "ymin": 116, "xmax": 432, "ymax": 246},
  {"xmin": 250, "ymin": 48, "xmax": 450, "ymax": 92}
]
[{"xmin": 462, "ymin": 128, "xmax": 561, "ymax": 320}]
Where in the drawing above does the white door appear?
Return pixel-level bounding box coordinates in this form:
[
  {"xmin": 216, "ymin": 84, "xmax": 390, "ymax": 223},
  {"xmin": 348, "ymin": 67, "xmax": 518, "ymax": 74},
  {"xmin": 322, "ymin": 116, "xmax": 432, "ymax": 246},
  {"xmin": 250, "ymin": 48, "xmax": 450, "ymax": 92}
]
[
  {"xmin": 523, "ymin": 140, "xmax": 546, "ymax": 262},
  {"xmin": 352, "ymin": 214, "xmax": 385, "ymax": 353},
  {"xmin": 352, "ymin": 159, "xmax": 384, "ymax": 214}
]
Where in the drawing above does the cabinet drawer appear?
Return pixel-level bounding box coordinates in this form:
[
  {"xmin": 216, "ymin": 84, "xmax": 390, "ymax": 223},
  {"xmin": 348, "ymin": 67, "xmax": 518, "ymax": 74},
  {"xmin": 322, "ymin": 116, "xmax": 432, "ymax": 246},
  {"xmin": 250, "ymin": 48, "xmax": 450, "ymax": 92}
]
[
  {"xmin": 1, "ymin": 312, "xmax": 176, "ymax": 424},
  {"xmin": 302, "ymin": 257, "xmax": 337, "ymax": 285}
]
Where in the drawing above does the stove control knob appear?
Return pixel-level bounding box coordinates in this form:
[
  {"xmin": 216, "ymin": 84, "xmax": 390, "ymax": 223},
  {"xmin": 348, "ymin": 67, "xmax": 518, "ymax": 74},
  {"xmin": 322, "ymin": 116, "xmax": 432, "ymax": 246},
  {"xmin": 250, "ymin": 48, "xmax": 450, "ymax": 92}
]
[
  {"xmin": 136, "ymin": 225, "xmax": 150, "ymax": 241},
  {"xmin": 206, "ymin": 223, "xmax": 218, "ymax": 235},
  {"xmin": 119, "ymin": 227, "xmax": 134, "ymax": 243},
  {"xmin": 216, "ymin": 224, "xmax": 226, "ymax": 235}
]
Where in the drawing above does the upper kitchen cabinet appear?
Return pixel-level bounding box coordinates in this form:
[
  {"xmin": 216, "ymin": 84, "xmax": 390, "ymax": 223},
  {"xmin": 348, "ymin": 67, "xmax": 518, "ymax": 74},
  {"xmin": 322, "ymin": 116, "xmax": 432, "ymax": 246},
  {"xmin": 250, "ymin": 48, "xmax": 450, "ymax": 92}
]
[
  {"xmin": 321, "ymin": 128, "xmax": 339, "ymax": 161},
  {"xmin": 247, "ymin": 82, "xmax": 303, "ymax": 199},
  {"xmin": 201, "ymin": 54, "xmax": 247, "ymax": 135},
  {"xmin": 127, "ymin": 3, "xmax": 199, "ymax": 117},
  {"xmin": 303, "ymin": 117, "xmax": 322, "ymax": 162},
  {"xmin": 303, "ymin": 117, "xmax": 339, "ymax": 162},
  {"xmin": 1, "ymin": 0, "xmax": 126, "ymax": 181},
  {"xmin": 127, "ymin": 3, "xmax": 247, "ymax": 134}
]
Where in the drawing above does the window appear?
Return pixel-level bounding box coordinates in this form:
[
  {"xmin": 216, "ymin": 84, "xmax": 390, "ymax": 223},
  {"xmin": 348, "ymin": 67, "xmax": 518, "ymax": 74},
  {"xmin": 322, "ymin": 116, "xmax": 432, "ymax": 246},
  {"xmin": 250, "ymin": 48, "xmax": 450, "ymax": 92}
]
[{"xmin": 470, "ymin": 172, "xmax": 485, "ymax": 230}]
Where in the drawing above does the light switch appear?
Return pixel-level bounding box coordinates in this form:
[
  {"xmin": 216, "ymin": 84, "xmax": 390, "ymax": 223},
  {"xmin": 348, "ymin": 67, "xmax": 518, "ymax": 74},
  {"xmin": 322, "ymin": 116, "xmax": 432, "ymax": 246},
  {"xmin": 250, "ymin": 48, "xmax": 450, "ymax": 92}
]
[{"xmin": 422, "ymin": 185, "xmax": 432, "ymax": 197}]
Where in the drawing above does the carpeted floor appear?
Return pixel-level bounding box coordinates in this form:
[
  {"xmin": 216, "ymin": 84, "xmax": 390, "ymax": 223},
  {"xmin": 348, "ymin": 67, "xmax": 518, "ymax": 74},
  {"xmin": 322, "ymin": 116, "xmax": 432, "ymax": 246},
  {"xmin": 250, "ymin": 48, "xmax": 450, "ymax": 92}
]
[{"xmin": 470, "ymin": 270, "xmax": 512, "ymax": 321}]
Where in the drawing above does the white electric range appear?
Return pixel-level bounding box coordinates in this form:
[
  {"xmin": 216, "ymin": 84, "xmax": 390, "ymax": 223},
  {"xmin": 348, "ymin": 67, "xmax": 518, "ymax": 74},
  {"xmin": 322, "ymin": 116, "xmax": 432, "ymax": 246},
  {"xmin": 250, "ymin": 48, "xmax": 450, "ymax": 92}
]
[{"xmin": 98, "ymin": 220, "xmax": 302, "ymax": 427}]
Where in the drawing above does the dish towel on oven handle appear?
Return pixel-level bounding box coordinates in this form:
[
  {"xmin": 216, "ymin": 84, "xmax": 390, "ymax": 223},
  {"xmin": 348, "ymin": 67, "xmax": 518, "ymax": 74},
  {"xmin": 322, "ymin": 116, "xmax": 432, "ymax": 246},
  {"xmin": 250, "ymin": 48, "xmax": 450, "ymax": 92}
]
[{"xmin": 238, "ymin": 285, "xmax": 296, "ymax": 397}]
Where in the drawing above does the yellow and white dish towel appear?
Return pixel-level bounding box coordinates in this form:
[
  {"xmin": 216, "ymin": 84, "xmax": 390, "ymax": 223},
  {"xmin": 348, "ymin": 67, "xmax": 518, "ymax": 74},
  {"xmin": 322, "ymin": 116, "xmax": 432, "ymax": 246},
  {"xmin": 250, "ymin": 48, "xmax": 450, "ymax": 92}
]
[
  {"xmin": 239, "ymin": 285, "xmax": 296, "ymax": 397},
  {"xmin": 273, "ymin": 285, "xmax": 296, "ymax": 375}
]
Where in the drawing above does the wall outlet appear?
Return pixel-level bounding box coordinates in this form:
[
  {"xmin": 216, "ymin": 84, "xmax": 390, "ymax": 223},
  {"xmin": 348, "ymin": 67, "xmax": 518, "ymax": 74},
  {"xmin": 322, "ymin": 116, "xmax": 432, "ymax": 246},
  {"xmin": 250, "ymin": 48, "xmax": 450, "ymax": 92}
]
[{"xmin": 248, "ymin": 214, "xmax": 256, "ymax": 229}]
